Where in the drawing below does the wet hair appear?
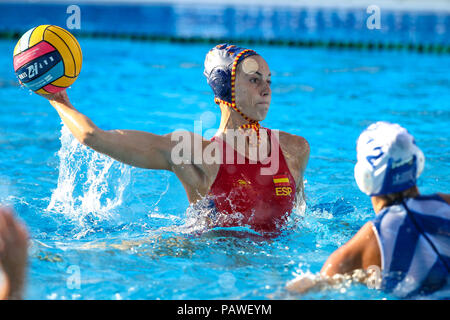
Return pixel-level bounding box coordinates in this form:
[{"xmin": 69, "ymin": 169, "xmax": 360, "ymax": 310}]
[{"xmin": 379, "ymin": 186, "xmax": 419, "ymax": 207}]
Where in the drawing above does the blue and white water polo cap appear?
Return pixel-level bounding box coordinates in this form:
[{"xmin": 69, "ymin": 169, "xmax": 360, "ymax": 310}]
[{"xmin": 354, "ymin": 121, "xmax": 425, "ymax": 196}]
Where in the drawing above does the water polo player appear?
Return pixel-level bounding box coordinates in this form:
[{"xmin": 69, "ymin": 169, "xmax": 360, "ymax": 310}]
[
  {"xmin": 287, "ymin": 121, "xmax": 450, "ymax": 298},
  {"xmin": 0, "ymin": 207, "xmax": 28, "ymax": 300},
  {"xmin": 39, "ymin": 44, "xmax": 310, "ymax": 234}
]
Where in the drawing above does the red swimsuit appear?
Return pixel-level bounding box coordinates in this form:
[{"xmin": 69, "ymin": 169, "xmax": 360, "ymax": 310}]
[{"xmin": 208, "ymin": 129, "xmax": 297, "ymax": 233}]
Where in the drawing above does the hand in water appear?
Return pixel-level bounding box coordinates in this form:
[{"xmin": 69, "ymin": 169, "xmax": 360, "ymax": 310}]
[
  {"xmin": 0, "ymin": 208, "xmax": 29, "ymax": 300},
  {"xmin": 285, "ymin": 274, "xmax": 319, "ymax": 294}
]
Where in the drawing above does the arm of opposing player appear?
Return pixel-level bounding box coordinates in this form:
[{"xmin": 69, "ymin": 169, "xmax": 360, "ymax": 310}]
[
  {"xmin": 320, "ymin": 222, "xmax": 381, "ymax": 277},
  {"xmin": 286, "ymin": 222, "xmax": 381, "ymax": 295}
]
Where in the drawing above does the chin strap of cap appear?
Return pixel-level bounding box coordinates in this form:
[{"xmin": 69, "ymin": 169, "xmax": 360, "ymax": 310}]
[
  {"xmin": 215, "ymin": 48, "xmax": 261, "ymax": 141},
  {"xmin": 215, "ymin": 97, "xmax": 261, "ymax": 141}
]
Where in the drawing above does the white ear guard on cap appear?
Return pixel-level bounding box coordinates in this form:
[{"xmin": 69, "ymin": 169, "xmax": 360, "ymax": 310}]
[{"xmin": 354, "ymin": 121, "xmax": 425, "ymax": 196}]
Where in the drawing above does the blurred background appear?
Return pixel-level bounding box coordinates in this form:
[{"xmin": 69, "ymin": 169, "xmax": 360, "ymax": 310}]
[{"xmin": 1, "ymin": 0, "xmax": 449, "ymax": 51}]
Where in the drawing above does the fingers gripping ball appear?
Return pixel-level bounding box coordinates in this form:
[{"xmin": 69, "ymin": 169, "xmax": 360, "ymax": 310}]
[{"xmin": 13, "ymin": 25, "xmax": 82, "ymax": 94}]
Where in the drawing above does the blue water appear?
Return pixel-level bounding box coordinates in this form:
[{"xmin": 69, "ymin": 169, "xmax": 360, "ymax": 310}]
[{"xmin": 1, "ymin": 38, "xmax": 449, "ymax": 300}]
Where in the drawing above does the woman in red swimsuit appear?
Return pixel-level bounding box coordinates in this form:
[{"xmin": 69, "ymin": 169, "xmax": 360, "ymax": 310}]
[{"xmin": 38, "ymin": 44, "xmax": 310, "ymax": 234}]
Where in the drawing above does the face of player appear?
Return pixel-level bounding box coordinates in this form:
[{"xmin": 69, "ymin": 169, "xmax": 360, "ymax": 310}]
[{"xmin": 234, "ymin": 55, "xmax": 272, "ymax": 121}]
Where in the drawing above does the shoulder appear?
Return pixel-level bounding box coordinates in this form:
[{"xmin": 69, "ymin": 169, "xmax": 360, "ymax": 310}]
[
  {"xmin": 334, "ymin": 222, "xmax": 379, "ymax": 261},
  {"xmin": 277, "ymin": 130, "xmax": 310, "ymax": 158},
  {"xmin": 169, "ymin": 130, "xmax": 214, "ymax": 149},
  {"xmin": 352, "ymin": 221, "xmax": 378, "ymax": 244},
  {"xmin": 321, "ymin": 221, "xmax": 381, "ymax": 275},
  {"xmin": 169, "ymin": 130, "xmax": 210, "ymax": 142},
  {"xmin": 436, "ymin": 193, "xmax": 450, "ymax": 205},
  {"xmin": 342, "ymin": 221, "xmax": 381, "ymax": 269},
  {"xmin": 277, "ymin": 131, "xmax": 310, "ymax": 175},
  {"xmin": 278, "ymin": 130, "xmax": 309, "ymax": 147}
]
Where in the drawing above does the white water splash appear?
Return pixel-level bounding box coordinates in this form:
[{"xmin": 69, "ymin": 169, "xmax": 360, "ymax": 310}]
[
  {"xmin": 46, "ymin": 124, "xmax": 131, "ymax": 226},
  {"xmin": 281, "ymin": 182, "xmax": 307, "ymax": 230}
]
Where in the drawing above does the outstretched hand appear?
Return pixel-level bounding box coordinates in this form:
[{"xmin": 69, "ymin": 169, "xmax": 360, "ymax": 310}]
[
  {"xmin": 35, "ymin": 88, "xmax": 70, "ymax": 104},
  {"xmin": 18, "ymin": 78, "xmax": 70, "ymax": 103},
  {"xmin": 0, "ymin": 208, "xmax": 29, "ymax": 300}
]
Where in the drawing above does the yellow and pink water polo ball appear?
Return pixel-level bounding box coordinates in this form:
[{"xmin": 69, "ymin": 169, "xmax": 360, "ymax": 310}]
[{"xmin": 13, "ymin": 25, "xmax": 82, "ymax": 94}]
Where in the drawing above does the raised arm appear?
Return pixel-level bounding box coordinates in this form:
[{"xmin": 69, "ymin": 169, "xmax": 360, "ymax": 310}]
[{"xmin": 44, "ymin": 90, "xmax": 177, "ymax": 171}]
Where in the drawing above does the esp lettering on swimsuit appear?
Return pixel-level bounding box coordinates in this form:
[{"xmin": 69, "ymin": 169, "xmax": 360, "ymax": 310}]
[
  {"xmin": 273, "ymin": 175, "xmax": 292, "ymax": 196},
  {"xmin": 275, "ymin": 186, "xmax": 292, "ymax": 196}
]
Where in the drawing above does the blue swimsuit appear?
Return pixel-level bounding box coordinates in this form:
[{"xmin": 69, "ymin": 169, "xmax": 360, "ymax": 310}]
[{"xmin": 372, "ymin": 194, "xmax": 450, "ymax": 298}]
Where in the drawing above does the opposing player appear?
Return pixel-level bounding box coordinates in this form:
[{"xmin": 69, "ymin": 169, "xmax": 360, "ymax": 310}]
[{"xmin": 287, "ymin": 122, "xmax": 449, "ymax": 298}]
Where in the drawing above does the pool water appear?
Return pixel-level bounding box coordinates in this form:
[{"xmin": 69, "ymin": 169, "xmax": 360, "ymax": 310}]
[{"xmin": 1, "ymin": 38, "xmax": 449, "ymax": 300}]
